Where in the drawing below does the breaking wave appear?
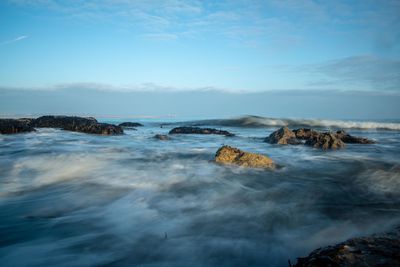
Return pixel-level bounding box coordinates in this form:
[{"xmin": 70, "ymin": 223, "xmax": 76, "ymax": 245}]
[{"xmin": 187, "ymin": 116, "xmax": 400, "ymax": 130}]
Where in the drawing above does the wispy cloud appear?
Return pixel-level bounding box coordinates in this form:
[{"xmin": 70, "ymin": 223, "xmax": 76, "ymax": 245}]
[{"xmin": 0, "ymin": 35, "xmax": 29, "ymax": 45}]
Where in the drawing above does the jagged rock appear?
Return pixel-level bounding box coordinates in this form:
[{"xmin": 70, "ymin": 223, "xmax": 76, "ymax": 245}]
[
  {"xmin": 294, "ymin": 226, "xmax": 400, "ymax": 267},
  {"xmin": 335, "ymin": 130, "xmax": 375, "ymax": 144},
  {"xmin": 34, "ymin": 116, "xmax": 123, "ymax": 135},
  {"xmin": 154, "ymin": 134, "xmax": 170, "ymax": 140},
  {"xmin": 0, "ymin": 119, "xmax": 35, "ymax": 134},
  {"xmin": 169, "ymin": 127, "xmax": 234, "ymax": 137},
  {"xmin": 215, "ymin": 145, "xmax": 274, "ymax": 169},
  {"xmin": 265, "ymin": 126, "xmax": 300, "ymax": 145},
  {"xmin": 118, "ymin": 122, "xmax": 143, "ymax": 127},
  {"xmin": 293, "ymin": 128, "xmax": 320, "ymax": 140},
  {"xmin": 305, "ymin": 132, "xmax": 345, "ymax": 150}
]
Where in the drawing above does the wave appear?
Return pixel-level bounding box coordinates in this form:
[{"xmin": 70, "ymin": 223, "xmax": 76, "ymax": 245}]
[{"xmin": 186, "ymin": 115, "xmax": 400, "ymax": 130}]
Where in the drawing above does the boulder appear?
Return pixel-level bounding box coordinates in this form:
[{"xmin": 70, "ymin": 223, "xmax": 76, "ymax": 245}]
[
  {"xmin": 305, "ymin": 132, "xmax": 345, "ymax": 150},
  {"xmin": 294, "ymin": 226, "xmax": 400, "ymax": 267},
  {"xmin": 118, "ymin": 122, "xmax": 143, "ymax": 127},
  {"xmin": 265, "ymin": 126, "xmax": 300, "ymax": 145},
  {"xmin": 293, "ymin": 128, "xmax": 320, "ymax": 140},
  {"xmin": 335, "ymin": 130, "xmax": 375, "ymax": 144},
  {"xmin": 154, "ymin": 134, "xmax": 170, "ymax": 140},
  {"xmin": 0, "ymin": 119, "xmax": 35, "ymax": 134},
  {"xmin": 215, "ymin": 145, "xmax": 274, "ymax": 169},
  {"xmin": 33, "ymin": 116, "xmax": 123, "ymax": 135},
  {"xmin": 169, "ymin": 127, "xmax": 234, "ymax": 137}
]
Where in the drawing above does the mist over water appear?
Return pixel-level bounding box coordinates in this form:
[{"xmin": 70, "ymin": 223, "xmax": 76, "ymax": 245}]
[{"xmin": 1, "ymin": 118, "xmax": 400, "ymax": 267}]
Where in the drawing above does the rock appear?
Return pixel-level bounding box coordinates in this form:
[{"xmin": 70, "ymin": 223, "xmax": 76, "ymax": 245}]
[
  {"xmin": 0, "ymin": 119, "xmax": 35, "ymax": 134},
  {"xmin": 294, "ymin": 226, "xmax": 400, "ymax": 267},
  {"xmin": 34, "ymin": 116, "xmax": 123, "ymax": 135},
  {"xmin": 293, "ymin": 128, "xmax": 320, "ymax": 140},
  {"xmin": 335, "ymin": 130, "xmax": 375, "ymax": 144},
  {"xmin": 215, "ymin": 145, "xmax": 275, "ymax": 169},
  {"xmin": 305, "ymin": 132, "xmax": 345, "ymax": 150},
  {"xmin": 154, "ymin": 134, "xmax": 170, "ymax": 140},
  {"xmin": 265, "ymin": 126, "xmax": 300, "ymax": 145},
  {"xmin": 118, "ymin": 122, "xmax": 143, "ymax": 127},
  {"xmin": 169, "ymin": 127, "xmax": 234, "ymax": 137}
]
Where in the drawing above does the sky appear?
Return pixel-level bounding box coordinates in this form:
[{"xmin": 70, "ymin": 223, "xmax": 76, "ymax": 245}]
[{"xmin": 0, "ymin": 0, "xmax": 399, "ymax": 119}]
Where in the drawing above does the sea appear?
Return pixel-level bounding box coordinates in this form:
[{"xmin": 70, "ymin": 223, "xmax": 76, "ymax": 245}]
[{"xmin": 1, "ymin": 115, "xmax": 399, "ymax": 267}]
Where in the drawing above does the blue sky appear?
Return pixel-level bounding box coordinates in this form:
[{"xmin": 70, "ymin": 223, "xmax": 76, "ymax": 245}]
[
  {"xmin": 0, "ymin": 1, "xmax": 399, "ymax": 119},
  {"xmin": 0, "ymin": 0, "xmax": 399, "ymax": 92}
]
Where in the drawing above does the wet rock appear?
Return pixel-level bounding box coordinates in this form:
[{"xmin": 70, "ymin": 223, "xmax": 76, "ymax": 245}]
[
  {"xmin": 293, "ymin": 128, "xmax": 320, "ymax": 140},
  {"xmin": 34, "ymin": 116, "xmax": 123, "ymax": 135},
  {"xmin": 265, "ymin": 126, "xmax": 300, "ymax": 145},
  {"xmin": 118, "ymin": 122, "xmax": 143, "ymax": 127},
  {"xmin": 215, "ymin": 145, "xmax": 274, "ymax": 169},
  {"xmin": 154, "ymin": 134, "xmax": 170, "ymax": 140},
  {"xmin": 294, "ymin": 226, "xmax": 400, "ymax": 267},
  {"xmin": 0, "ymin": 119, "xmax": 35, "ymax": 134},
  {"xmin": 305, "ymin": 132, "xmax": 345, "ymax": 150},
  {"xmin": 169, "ymin": 126, "xmax": 234, "ymax": 137},
  {"xmin": 335, "ymin": 130, "xmax": 375, "ymax": 144}
]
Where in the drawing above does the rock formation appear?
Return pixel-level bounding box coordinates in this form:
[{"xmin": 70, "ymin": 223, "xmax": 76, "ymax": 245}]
[
  {"xmin": 154, "ymin": 134, "xmax": 170, "ymax": 140},
  {"xmin": 215, "ymin": 145, "xmax": 274, "ymax": 169},
  {"xmin": 0, "ymin": 119, "xmax": 35, "ymax": 134},
  {"xmin": 264, "ymin": 126, "xmax": 300, "ymax": 145},
  {"xmin": 118, "ymin": 122, "xmax": 143, "ymax": 127},
  {"xmin": 294, "ymin": 226, "xmax": 400, "ymax": 267},
  {"xmin": 305, "ymin": 132, "xmax": 345, "ymax": 150},
  {"xmin": 335, "ymin": 130, "xmax": 375, "ymax": 144},
  {"xmin": 169, "ymin": 126, "xmax": 234, "ymax": 137}
]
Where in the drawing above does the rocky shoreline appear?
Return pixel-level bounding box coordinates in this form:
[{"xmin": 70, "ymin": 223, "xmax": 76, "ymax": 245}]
[{"xmin": 294, "ymin": 226, "xmax": 400, "ymax": 267}]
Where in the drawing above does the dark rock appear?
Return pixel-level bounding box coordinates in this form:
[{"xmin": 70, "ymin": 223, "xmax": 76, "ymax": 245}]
[
  {"xmin": 293, "ymin": 128, "xmax": 320, "ymax": 140},
  {"xmin": 215, "ymin": 145, "xmax": 274, "ymax": 169},
  {"xmin": 335, "ymin": 130, "xmax": 375, "ymax": 144},
  {"xmin": 169, "ymin": 127, "xmax": 234, "ymax": 137},
  {"xmin": 305, "ymin": 132, "xmax": 345, "ymax": 150},
  {"xmin": 118, "ymin": 122, "xmax": 143, "ymax": 127},
  {"xmin": 0, "ymin": 119, "xmax": 35, "ymax": 134},
  {"xmin": 33, "ymin": 116, "xmax": 123, "ymax": 135},
  {"xmin": 154, "ymin": 134, "xmax": 170, "ymax": 140},
  {"xmin": 294, "ymin": 226, "xmax": 400, "ymax": 267},
  {"xmin": 265, "ymin": 126, "xmax": 301, "ymax": 145}
]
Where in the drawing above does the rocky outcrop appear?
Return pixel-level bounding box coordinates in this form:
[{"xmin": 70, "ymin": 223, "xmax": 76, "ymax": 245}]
[
  {"xmin": 294, "ymin": 226, "xmax": 400, "ymax": 267},
  {"xmin": 34, "ymin": 116, "xmax": 123, "ymax": 135},
  {"xmin": 305, "ymin": 132, "xmax": 345, "ymax": 150},
  {"xmin": 154, "ymin": 134, "xmax": 170, "ymax": 140},
  {"xmin": 335, "ymin": 130, "xmax": 375, "ymax": 144},
  {"xmin": 0, "ymin": 119, "xmax": 35, "ymax": 134},
  {"xmin": 118, "ymin": 122, "xmax": 143, "ymax": 127},
  {"xmin": 293, "ymin": 128, "xmax": 320, "ymax": 140},
  {"xmin": 265, "ymin": 126, "xmax": 300, "ymax": 145},
  {"xmin": 215, "ymin": 145, "xmax": 274, "ymax": 169},
  {"xmin": 169, "ymin": 127, "xmax": 234, "ymax": 137}
]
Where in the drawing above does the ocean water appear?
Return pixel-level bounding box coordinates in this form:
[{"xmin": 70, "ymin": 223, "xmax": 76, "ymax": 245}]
[{"xmin": 1, "ymin": 116, "xmax": 400, "ymax": 267}]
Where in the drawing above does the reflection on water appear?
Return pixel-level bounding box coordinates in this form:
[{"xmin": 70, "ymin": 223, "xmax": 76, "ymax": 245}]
[{"xmin": 1, "ymin": 122, "xmax": 400, "ymax": 267}]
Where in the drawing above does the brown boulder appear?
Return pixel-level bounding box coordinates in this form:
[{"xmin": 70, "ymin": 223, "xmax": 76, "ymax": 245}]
[
  {"xmin": 265, "ymin": 126, "xmax": 300, "ymax": 145},
  {"xmin": 215, "ymin": 145, "xmax": 274, "ymax": 169},
  {"xmin": 335, "ymin": 130, "xmax": 375, "ymax": 144},
  {"xmin": 293, "ymin": 128, "xmax": 320, "ymax": 140},
  {"xmin": 305, "ymin": 132, "xmax": 345, "ymax": 150}
]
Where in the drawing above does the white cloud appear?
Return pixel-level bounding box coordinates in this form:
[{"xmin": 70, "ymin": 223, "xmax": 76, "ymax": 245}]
[{"xmin": 0, "ymin": 35, "xmax": 29, "ymax": 45}]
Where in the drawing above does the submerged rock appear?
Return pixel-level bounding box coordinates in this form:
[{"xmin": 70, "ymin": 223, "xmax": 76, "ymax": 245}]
[
  {"xmin": 0, "ymin": 119, "xmax": 35, "ymax": 134},
  {"xmin": 264, "ymin": 126, "xmax": 300, "ymax": 145},
  {"xmin": 305, "ymin": 132, "xmax": 345, "ymax": 150},
  {"xmin": 335, "ymin": 130, "xmax": 375, "ymax": 144},
  {"xmin": 169, "ymin": 126, "xmax": 234, "ymax": 137},
  {"xmin": 118, "ymin": 122, "xmax": 143, "ymax": 127},
  {"xmin": 215, "ymin": 145, "xmax": 274, "ymax": 169},
  {"xmin": 294, "ymin": 226, "xmax": 400, "ymax": 267},
  {"xmin": 154, "ymin": 134, "xmax": 170, "ymax": 140},
  {"xmin": 34, "ymin": 116, "xmax": 123, "ymax": 135}
]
